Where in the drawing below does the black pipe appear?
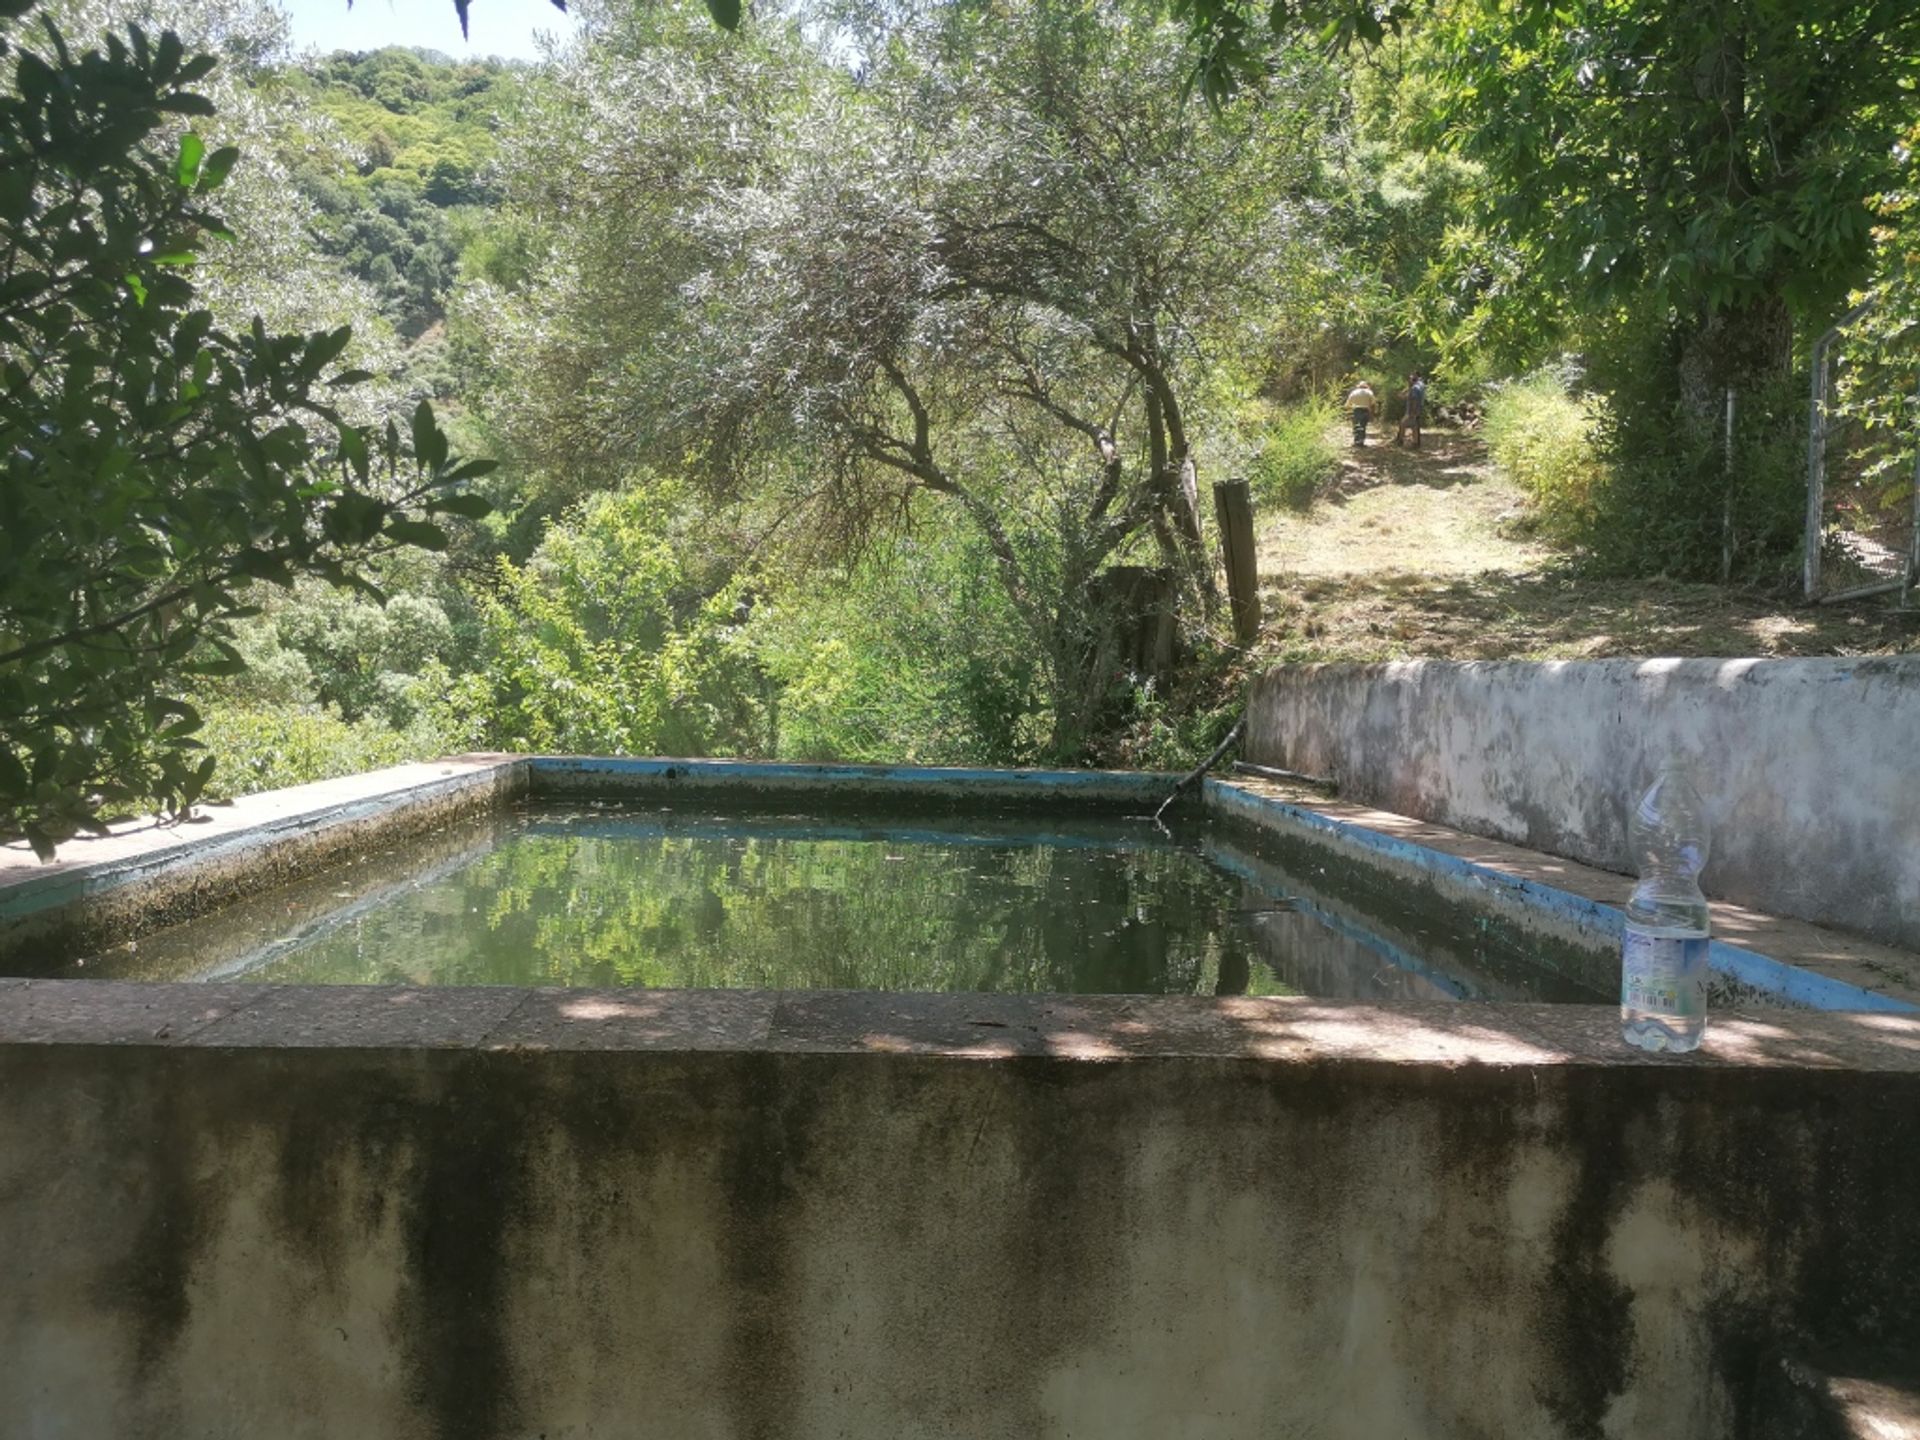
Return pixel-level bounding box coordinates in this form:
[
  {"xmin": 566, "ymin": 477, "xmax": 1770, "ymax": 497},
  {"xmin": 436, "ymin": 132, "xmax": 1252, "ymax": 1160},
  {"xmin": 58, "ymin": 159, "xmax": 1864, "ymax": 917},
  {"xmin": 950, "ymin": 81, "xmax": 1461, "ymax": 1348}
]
[
  {"xmin": 1230, "ymin": 760, "xmax": 1337, "ymax": 790},
  {"xmin": 1152, "ymin": 714, "xmax": 1246, "ymax": 827}
]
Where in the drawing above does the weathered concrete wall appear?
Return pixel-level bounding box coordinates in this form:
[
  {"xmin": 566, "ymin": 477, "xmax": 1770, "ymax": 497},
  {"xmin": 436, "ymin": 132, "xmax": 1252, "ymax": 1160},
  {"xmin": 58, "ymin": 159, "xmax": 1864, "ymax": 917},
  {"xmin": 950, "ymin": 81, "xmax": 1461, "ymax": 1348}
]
[
  {"xmin": 3, "ymin": 980, "xmax": 1918, "ymax": 1440},
  {"xmin": 0, "ymin": 755, "xmax": 526, "ymax": 972},
  {"xmin": 1245, "ymin": 658, "xmax": 1920, "ymax": 949}
]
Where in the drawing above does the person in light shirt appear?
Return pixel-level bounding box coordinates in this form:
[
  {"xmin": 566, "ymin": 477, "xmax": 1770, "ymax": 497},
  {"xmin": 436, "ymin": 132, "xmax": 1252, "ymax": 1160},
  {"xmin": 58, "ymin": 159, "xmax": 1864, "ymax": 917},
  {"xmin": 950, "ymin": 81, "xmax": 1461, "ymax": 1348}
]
[{"xmin": 1344, "ymin": 380, "xmax": 1376, "ymax": 447}]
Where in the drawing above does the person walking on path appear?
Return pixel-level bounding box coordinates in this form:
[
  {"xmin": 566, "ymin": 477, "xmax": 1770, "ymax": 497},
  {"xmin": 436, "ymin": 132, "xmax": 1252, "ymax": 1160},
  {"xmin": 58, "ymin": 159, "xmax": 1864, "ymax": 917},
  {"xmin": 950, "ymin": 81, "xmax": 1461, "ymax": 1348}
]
[
  {"xmin": 1344, "ymin": 380, "xmax": 1376, "ymax": 447},
  {"xmin": 1396, "ymin": 372, "xmax": 1426, "ymax": 450}
]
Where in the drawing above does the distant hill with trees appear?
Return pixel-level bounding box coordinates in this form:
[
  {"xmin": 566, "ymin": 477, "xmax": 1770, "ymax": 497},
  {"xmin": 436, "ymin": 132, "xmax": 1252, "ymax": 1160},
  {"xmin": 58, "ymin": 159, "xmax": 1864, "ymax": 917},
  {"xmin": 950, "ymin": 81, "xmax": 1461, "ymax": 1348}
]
[{"xmin": 275, "ymin": 46, "xmax": 524, "ymax": 337}]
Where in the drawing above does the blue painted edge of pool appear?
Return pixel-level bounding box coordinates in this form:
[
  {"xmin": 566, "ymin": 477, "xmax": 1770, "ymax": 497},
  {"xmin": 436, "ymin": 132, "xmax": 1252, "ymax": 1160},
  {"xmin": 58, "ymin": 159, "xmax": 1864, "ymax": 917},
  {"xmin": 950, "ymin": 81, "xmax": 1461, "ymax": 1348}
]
[
  {"xmin": 1197, "ymin": 841, "xmax": 1474, "ymax": 1001},
  {"xmin": 522, "ymin": 815, "xmax": 1173, "ymax": 852},
  {"xmin": 528, "ymin": 755, "xmax": 1179, "ymax": 797},
  {"xmin": 1203, "ymin": 779, "xmax": 1918, "ymax": 1015}
]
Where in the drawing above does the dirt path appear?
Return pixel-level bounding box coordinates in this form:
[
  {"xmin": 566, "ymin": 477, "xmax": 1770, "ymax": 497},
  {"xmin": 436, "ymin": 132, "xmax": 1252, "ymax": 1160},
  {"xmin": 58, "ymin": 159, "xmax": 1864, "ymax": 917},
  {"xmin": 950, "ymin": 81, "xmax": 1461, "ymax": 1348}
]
[
  {"xmin": 1247, "ymin": 426, "xmax": 1919, "ymax": 662},
  {"xmin": 1258, "ymin": 427, "xmax": 1547, "ymax": 579}
]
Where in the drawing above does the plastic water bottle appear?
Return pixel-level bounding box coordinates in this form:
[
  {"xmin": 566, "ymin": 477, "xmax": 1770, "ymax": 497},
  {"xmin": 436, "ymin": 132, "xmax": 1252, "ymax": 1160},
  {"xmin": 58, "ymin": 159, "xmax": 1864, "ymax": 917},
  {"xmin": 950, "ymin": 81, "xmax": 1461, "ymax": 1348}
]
[{"xmin": 1620, "ymin": 762, "xmax": 1711, "ymax": 1053}]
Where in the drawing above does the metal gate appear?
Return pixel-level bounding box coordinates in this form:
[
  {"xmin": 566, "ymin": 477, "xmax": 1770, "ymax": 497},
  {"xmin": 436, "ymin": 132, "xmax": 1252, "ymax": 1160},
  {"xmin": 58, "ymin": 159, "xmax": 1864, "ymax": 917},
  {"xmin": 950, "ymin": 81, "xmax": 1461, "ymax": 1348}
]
[{"xmin": 1804, "ymin": 299, "xmax": 1920, "ymax": 606}]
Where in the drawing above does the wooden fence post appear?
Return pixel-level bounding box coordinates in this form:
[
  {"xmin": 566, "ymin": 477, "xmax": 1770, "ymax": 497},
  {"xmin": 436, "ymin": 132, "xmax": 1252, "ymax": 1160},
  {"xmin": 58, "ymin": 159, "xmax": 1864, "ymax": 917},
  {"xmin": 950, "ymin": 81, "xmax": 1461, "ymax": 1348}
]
[{"xmin": 1213, "ymin": 478, "xmax": 1260, "ymax": 645}]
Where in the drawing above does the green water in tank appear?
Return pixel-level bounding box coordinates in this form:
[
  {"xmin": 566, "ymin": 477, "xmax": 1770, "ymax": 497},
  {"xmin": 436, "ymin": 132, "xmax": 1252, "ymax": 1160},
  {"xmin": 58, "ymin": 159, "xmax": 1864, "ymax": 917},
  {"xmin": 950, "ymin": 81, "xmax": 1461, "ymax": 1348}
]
[{"xmin": 68, "ymin": 805, "xmax": 1606, "ymax": 1001}]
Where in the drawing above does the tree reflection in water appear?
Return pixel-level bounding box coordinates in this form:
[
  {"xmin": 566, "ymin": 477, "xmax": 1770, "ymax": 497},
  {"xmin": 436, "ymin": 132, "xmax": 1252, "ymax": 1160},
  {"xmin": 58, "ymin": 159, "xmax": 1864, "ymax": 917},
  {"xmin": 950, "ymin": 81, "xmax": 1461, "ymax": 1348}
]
[{"xmin": 250, "ymin": 812, "xmax": 1296, "ymax": 996}]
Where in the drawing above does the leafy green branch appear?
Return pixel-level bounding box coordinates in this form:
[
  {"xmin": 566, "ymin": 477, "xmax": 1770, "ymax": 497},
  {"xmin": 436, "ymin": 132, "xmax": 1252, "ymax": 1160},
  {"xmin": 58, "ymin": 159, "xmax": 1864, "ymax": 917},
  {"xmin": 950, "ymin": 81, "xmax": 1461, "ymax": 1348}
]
[{"xmin": 0, "ymin": 8, "xmax": 492, "ymax": 856}]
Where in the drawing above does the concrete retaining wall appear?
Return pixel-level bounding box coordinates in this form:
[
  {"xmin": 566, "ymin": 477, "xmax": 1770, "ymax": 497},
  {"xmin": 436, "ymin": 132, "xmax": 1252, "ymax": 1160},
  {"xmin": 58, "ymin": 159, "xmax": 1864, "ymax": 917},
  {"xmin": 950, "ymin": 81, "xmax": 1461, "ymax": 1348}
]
[
  {"xmin": 1244, "ymin": 658, "xmax": 1920, "ymax": 950},
  {"xmin": 4, "ymin": 981, "xmax": 1919, "ymax": 1440},
  {"xmin": 0, "ymin": 755, "xmax": 527, "ymax": 972}
]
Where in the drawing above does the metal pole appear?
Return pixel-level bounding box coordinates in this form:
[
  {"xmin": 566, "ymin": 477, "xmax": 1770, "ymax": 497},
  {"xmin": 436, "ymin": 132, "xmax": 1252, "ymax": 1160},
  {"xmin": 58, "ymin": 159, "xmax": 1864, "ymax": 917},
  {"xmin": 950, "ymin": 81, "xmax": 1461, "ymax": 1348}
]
[
  {"xmin": 1805, "ymin": 349, "xmax": 1828, "ymax": 602},
  {"xmin": 1817, "ymin": 576, "xmax": 1907, "ymax": 607},
  {"xmin": 1721, "ymin": 386, "xmax": 1736, "ymax": 583},
  {"xmin": 1805, "ymin": 297, "xmax": 1880, "ymax": 602},
  {"xmin": 1153, "ymin": 714, "xmax": 1246, "ymax": 827},
  {"xmin": 1906, "ymin": 438, "xmax": 1920, "ymax": 611}
]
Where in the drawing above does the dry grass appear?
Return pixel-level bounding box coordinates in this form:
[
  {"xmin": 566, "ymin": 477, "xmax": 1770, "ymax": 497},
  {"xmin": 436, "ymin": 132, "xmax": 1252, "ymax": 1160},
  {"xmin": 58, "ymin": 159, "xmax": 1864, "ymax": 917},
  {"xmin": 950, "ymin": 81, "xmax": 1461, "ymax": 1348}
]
[
  {"xmin": 1249, "ymin": 427, "xmax": 1920, "ymax": 663},
  {"xmin": 1258, "ymin": 427, "xmax": 1549, "ymax": 579}
]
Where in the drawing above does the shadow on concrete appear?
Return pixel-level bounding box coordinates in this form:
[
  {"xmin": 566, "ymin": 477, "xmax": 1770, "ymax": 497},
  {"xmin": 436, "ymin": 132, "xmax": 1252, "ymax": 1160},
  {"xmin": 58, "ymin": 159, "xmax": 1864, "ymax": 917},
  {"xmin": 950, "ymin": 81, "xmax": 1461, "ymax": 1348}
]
[
  {"xmin": 740, "ymin": 989, "xmax": 1920, "ymax": 1075},
  {"xmin": 5, "ymin": 980, "xmax": 1920, "ymax": 1078}
]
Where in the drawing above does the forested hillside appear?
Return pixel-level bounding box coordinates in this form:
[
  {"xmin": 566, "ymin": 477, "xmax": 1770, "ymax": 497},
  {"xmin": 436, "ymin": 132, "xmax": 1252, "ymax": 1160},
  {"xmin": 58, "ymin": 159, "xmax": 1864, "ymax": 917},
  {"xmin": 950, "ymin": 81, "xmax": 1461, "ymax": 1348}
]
[
  {"xmin": 278, "ymin": 46, "xmax": 522, "ymax": 338},
  {"xmin": 2, "ymin": 0, "xmax": 1915, "ymax": 846}
]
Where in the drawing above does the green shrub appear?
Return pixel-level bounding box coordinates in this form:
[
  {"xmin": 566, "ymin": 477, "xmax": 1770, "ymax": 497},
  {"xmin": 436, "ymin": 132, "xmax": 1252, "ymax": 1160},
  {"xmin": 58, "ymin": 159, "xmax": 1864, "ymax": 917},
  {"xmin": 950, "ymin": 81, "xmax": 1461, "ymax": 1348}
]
[
  {"xmin": 744, "ymin": 525, "xmax": 1045, "ymax": 766},
  {"xmin": 1482, "ymin": 371, "xmax": 1608, "ymax": 543},
  {"xmin": 1486, "ymin": 339, "xmax": 1809, "ymax": 579},
  {"xmin": 1583, "ymin": 316, "xmax": 1808, "ymax": 580},
  {"xmin": 1108, "ymin": 680, "xmax": 1241, "ymax": 773},
  {"xmin": 1249, "ymin": 402, "xmax": 1342, "ymax": 511},
  {"xmin": 197, "ymin": 701, "xmax": 456, "ymax": 801},
  {"xmin": 454, "ymin": 480, "xmax": 773, "ymax": 759}
]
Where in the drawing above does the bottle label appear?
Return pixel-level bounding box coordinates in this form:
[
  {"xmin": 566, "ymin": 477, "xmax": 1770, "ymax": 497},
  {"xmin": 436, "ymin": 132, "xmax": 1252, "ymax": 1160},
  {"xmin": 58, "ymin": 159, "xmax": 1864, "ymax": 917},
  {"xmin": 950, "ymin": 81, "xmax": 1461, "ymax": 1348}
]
[{"xmin": 1621, "ymin": 929, "xmax": 1708, "ymax": 1017}]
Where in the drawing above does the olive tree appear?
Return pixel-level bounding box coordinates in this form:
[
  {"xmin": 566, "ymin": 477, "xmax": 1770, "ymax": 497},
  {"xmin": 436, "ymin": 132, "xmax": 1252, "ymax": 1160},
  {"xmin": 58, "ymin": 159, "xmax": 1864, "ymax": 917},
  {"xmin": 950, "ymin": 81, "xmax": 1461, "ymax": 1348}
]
[{"xmin": 484, "ymin": 0, "xmax": 1336, "ymax": 752}]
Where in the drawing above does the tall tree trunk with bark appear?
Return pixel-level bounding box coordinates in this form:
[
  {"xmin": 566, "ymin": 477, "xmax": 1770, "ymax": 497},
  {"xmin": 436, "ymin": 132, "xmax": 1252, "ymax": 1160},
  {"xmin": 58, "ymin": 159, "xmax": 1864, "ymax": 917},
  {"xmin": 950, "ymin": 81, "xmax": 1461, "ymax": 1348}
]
[
  {"xmin": 1677, "ymin": 296, "xmax": 1794, "ymax": 430},
  {"xmin": 1127, "ymin": 327, "xmax": 1218, "ymax": 612}
]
